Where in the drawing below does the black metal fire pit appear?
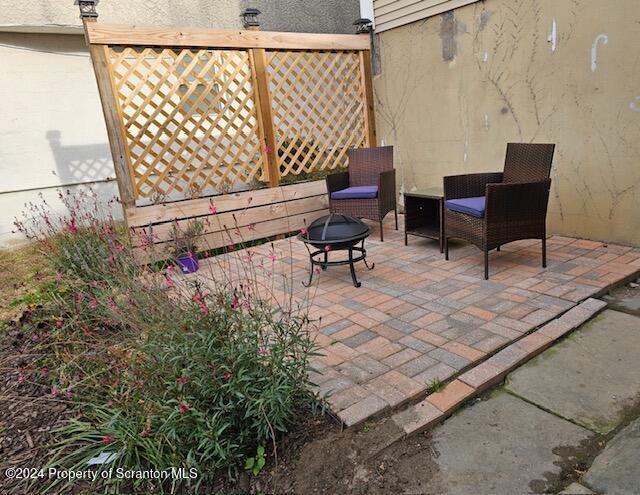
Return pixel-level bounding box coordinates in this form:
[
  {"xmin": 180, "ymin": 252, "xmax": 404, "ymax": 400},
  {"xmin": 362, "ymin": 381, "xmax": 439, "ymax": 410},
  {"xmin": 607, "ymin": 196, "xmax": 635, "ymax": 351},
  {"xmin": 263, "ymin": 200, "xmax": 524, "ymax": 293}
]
[{"xmin": 297, "ymin": 214, "xmax": 374, "ymax": 287}]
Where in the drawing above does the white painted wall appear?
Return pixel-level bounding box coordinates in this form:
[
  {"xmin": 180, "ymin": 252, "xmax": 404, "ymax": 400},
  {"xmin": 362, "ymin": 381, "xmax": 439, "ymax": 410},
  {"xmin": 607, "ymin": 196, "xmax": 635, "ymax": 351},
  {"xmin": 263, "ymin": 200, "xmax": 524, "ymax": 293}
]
[{"xmin": 0, "ymin": 32, "xmax": 120, "ymax": 247}]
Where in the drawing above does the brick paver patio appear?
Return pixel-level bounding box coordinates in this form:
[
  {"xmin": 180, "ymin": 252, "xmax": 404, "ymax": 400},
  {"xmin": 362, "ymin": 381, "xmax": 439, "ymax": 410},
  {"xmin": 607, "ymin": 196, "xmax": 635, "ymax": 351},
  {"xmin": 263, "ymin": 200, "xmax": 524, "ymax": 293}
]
[{"xmin": 197, "ymin": 215, "xmax": 640, "ymax": 426}]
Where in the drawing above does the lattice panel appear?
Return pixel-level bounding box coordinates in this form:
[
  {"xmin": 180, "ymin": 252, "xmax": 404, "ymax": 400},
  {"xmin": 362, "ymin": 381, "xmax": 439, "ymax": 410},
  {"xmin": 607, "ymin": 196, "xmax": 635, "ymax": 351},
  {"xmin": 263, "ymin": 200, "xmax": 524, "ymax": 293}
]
[
  {"xmin": 267, "ymin": 50, "xmax": 368, "ymax": 178},
  {"xmin": 107, "ymin": 47, "xmax": 265, "ymax": 201}
]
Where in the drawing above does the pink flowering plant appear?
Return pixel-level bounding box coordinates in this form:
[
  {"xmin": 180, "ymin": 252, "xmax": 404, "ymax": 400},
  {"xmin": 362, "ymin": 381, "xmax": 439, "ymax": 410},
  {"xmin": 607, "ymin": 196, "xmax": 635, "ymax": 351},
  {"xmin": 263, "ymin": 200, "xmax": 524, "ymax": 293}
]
[{"xmin": 12, "ymin": 190, "xmax": 322, "ymax": 494}]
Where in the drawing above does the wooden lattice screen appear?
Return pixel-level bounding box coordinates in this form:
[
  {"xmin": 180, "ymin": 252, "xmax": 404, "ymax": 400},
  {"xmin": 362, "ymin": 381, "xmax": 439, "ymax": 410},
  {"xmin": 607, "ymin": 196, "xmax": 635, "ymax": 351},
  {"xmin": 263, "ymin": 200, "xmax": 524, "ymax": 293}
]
[{"xmin": 82, "ymin": 20, "xmax": 375, "ymax": 261}]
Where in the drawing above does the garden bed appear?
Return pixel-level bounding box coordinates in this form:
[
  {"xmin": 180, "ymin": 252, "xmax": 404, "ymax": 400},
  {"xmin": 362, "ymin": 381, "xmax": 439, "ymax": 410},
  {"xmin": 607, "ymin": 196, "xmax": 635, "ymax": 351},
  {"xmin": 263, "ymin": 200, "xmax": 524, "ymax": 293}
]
[{"xmin": 2, "ymin": 190, "xmax": 324, "ymax": 494}]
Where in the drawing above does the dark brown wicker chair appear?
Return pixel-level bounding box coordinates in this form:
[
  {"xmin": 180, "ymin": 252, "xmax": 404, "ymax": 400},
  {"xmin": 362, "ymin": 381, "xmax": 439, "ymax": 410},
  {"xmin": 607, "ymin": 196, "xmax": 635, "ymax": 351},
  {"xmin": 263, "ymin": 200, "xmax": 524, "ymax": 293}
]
[
  {"xmin": 326, "ymin": 146, "xmax": 397, "ymax": 241},
  {"xmin": 443, "ymin": 143, "xmax": 555, "ymax": 279}
]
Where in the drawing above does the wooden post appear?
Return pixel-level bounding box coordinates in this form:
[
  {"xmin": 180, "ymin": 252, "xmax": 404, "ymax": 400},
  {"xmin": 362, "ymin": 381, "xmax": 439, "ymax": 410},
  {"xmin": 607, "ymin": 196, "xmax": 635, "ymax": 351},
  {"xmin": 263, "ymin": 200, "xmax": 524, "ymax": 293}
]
[
  {"xmin": 354, "ymin": 18, "xmax": 377, "ymax": 148},
  {"xmin": 244, "ymin": 9, "xmax": 280, "ymax": 188},
  {"xmin": 79, "ymin": 1, "xmax": 137, "ymax": 210},
  {"xmin": 359, "ymin": 49, "xmax": 377, "ymax": 148},
  {"xmin": 250, "ymin": 48, "xmax": 280, "ymax": 188}
]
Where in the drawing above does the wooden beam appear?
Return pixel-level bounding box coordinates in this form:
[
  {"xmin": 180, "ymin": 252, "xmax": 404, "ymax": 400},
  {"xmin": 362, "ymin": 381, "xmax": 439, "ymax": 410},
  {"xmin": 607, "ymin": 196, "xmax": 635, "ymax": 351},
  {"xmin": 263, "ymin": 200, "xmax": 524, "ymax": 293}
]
[
  {"xmin": 130, "ymin": 195, "xmax": 328, "ymax": 246},
  {"xmin": 250, "ymin": 48, "xmax": 280, "ymax": 187},
  {"xmin": 126, "ymin": 179, "xmax": 327, "ymax": 228},
  {"xmin": 133, "ymin": 210, "xmax": 328, "ymax": 263},
  {"xmin": 86, "ymin": 23, "xmax": 371, "ymax": 51},
  {"xmin": 83, "ymin": 21, "xmax": 136, "ymax": 208},
  {"xmin": 359, "ymin": 49, "xmax": 377, "ymax": 147}
]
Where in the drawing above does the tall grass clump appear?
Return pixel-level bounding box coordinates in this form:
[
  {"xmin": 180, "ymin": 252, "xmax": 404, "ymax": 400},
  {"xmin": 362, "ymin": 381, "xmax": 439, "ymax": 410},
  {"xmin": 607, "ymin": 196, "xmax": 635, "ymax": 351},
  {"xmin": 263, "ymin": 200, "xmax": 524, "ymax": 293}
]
[{"xmin": 13, "ymin": 189, "xmax": 321, "ymax": 493}]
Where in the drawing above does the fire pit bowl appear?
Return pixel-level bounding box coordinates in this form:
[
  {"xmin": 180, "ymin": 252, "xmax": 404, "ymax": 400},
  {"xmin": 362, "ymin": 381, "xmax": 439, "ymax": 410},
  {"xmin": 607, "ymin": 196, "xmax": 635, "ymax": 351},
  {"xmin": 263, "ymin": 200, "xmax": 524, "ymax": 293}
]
[{"xmin": 297, "ymin": 214, "xmax": 374, "ymax": 287}]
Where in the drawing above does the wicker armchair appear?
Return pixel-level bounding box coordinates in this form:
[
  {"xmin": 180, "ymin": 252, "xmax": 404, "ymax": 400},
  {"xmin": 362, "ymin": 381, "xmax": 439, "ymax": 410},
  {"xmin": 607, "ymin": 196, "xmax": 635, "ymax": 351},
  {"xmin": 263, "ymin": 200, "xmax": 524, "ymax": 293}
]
[
  {"xmin": 326, "ymin": 146, "xmax": 397, "ymax": 241},
  {"xmin": 444, "ymin": 143, "xmax": 555, "ymax": 279}
]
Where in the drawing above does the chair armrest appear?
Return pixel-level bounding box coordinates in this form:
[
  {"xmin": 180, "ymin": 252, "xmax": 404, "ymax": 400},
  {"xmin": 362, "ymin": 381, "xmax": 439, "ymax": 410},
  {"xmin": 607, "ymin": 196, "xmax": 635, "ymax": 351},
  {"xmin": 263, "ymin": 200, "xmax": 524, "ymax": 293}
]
[
  {"xmin": 378, "ymin": 169, "xmax": 397, "ymax": 211},
  {"xmin": 485, "ymin": 179, "xmax": 552, "ymax": 223},
  {"xmin": 378, "ymin": 169, "xmax": 396, "ymax": 192},
  {"xmin": 325, "ymin": 171, "xmax": 349, "ymax": 194},
  {"xmin": 443, "ymin": 172, "xmax": 504, "ymax": 200}
]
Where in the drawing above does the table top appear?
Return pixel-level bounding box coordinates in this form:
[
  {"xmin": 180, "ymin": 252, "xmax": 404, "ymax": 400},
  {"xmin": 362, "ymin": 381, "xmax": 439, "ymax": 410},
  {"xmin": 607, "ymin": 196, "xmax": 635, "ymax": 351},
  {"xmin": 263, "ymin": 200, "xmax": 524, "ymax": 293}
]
[{"xmin": 403, "ymin": 186, "xmax": 444, "ymax": 200}]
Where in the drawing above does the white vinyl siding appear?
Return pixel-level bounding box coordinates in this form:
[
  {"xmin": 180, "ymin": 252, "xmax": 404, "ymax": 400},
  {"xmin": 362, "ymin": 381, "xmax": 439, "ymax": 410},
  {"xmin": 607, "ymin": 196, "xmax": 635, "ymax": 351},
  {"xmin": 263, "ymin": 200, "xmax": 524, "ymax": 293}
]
[{"xmin": 374, "ymin": 0, "xmax": 481, "ymax": 32}]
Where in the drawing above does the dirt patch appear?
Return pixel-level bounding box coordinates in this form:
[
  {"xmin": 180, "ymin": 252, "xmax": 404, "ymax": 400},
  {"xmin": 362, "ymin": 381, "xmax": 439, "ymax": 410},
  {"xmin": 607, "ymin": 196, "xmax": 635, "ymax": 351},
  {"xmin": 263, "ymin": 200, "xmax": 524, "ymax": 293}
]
[
  {"xmin": 262, "ymin": 420, "xmax": 439, "ymax": 494},
  {"xmin": 0, "ymin": 314, "xmax": 73, "ymax": 495},
  {"xmin": 0, "ymin": 244, "xmax": 51, "ymax": 324}
]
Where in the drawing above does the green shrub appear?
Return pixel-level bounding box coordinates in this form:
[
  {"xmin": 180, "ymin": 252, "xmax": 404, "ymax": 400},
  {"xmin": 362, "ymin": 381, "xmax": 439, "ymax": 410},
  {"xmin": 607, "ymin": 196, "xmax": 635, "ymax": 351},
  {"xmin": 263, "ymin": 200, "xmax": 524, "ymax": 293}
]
[{"xmin": 14, "ymin": 190, "xmax": 320, "ymax": 494}]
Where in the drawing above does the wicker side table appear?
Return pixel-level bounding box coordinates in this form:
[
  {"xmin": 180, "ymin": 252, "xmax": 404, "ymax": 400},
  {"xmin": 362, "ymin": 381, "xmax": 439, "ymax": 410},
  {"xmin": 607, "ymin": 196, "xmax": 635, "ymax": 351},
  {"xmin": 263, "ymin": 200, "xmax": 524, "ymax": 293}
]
[{"xmin": 403, "ymin": 187, "xmax": 444, "ymax": 253}]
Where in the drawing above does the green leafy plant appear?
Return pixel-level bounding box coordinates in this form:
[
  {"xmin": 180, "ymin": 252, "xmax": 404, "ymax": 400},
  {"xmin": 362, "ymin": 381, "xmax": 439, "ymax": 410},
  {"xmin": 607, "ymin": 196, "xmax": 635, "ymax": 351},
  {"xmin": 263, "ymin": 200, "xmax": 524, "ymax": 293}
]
[
  {"xmin": 13, "ymin": 190, "xmax": 321, "ymax": 494},
  {"xmin": 244, "ymin": 445, "xmax": 266, "ymax": 476},
  {"xmin": 427, "ymin": 377, "xmax": 446, "ymax": 394}
]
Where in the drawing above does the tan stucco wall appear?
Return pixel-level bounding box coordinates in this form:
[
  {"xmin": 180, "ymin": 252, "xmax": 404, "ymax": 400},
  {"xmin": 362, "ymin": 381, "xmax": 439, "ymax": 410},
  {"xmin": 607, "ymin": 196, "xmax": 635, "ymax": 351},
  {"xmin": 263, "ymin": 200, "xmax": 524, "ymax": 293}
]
[
  {"xmin": 0, "ymin": 0, "xmax": 242, "ymax": 30},
  {"xmin": 374, "ymin": 0, "xmax": 640, "ymax": 245}
]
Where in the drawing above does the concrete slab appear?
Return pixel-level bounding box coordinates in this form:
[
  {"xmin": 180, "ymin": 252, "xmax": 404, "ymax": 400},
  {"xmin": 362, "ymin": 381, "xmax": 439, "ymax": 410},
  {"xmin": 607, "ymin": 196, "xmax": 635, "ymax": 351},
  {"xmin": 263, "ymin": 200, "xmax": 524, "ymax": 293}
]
[
  {"xmin": 559, "ymin": 482, "xmax": 595, "ymax": 494},
  {"xmin": 602, "ymin": 281, "xmax": 640, "ymax": 317},
  {"xmin": 424, "ymin": 392, "xmax": 592, "ymax": 495},
  {"xmin": 505, "ymin": 310, "xmax": 640, "ymax": 433},
  {"xmin": 583, "ymin": 417, "xmax": 640, "ymax": 495}
]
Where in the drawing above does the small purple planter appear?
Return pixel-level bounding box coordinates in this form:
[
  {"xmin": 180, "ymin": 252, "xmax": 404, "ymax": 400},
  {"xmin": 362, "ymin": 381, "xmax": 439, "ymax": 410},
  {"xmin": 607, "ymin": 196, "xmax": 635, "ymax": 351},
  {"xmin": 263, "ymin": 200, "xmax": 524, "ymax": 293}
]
[{"xmin": 176, "ymin": 253, "xmax": 199, "ymax": 274}]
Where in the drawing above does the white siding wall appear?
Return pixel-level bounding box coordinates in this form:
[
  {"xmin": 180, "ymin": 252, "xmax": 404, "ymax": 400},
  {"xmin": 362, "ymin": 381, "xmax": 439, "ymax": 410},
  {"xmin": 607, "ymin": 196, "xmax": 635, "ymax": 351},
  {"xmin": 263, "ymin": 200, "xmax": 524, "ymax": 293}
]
[
  {"xmin": 373, "ymin": 0, "xmax": 481, "ymax": 32},
  {"xmin": 0, "ymin": 32, "xmax": 119, "ymax": 247}
]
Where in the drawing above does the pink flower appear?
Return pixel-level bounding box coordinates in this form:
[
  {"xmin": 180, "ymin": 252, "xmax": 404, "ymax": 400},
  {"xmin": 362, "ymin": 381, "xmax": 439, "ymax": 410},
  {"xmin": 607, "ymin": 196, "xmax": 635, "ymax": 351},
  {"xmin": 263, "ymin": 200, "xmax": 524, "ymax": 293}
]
[
  {"xmin": 176, "ymin": 376, "xmax": 189, "ymax": 386},
  {"xmin": 102, "ymin": 435, "xmax": 114, "ymax": 444},
  {"xmin": 269, "ymin": 253, "xmax": 277, "ymax": 262},
  {"xmin": 56, "ymin": 271, "xmax": 65, "ymax": 281},
  {"xmin": 263, "ymin": 145, "xmax": 273, "ymax": 154},
  {"xmin": 54, "ymin": 318, "xmax": 63, "ymax": 329},
  {"xmin": 324, "ymin": 244, "xmax": 332, "ymax": 252},
  {"xmin": 179, "ymin": 402, "xmax": 190, "ymax": 413},
  {"xmin": 90, "ymin": 298, "xmax": 98, "ymax": 310},
  {"xmin": 140, "ymin": 430, "xmax": 150, "ymax": 438},
  {"xmin": 17, "ymin": 374, "xmax": 26, "ymax": 384},
  {"xmin": 31, "ymin": 333, "xmax": 39, "ymax": 341},
  {"xmin": 223, "ymin": 372, "xmax": 233, "ymax": 382},
  {"xmin": 50, "ymin": 386, "xmax": 59, "ymax": 398},
  {"xmin": 67, "ymin": 217, "xmax": 78, "ymax": 234},
  {"xmin": 164, "ymin": 275, "xmax": 174, "ymax": 289},
  {"xmin": 40, "ymin": 367, "xmax": 49, "ymax": 376},
  {"xmin": 300, "ymin": 227, "xmax": 308, "ymax": 236},
  {"xmin": 208, "ymin": 202, "xmax": 218, "ymax": 214}
]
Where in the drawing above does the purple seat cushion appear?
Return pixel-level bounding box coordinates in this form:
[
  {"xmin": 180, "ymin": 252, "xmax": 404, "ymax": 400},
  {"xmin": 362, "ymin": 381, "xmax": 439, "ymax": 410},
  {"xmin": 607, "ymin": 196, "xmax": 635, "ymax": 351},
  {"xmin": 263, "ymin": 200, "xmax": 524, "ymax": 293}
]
[
  {"xmin": 445, "ymin": 196, "xmax": 486, "ymax": 218},
  {"xmin": 331, "ymin": 185, "xmax": 378, "ymax": 200}
]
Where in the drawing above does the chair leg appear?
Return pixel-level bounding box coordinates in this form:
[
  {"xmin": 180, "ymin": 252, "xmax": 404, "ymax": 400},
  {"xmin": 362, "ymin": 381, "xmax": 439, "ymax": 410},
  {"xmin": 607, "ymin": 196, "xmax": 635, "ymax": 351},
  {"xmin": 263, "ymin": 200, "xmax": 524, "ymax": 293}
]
[
  {"xmin": 379, "ymin": 220, "xmax": 384, "ymax": 242},
  {"xmin": 484, "ymin": 249, "xmax": 489, "ymax": 280},
  {"xmin": 444, "ymin": 237, "xmax": 449, "ymax": 260},
  {"xmin": 394, "ymin": 209, "xmax": 398, "ymax": 230},
  {"xmin": 542, "ymin": 237, "xmax": 547, "ymax": 268},
  {"xmin": 496, "ymin": 246, "xmax": 501, "ymax": 252}
]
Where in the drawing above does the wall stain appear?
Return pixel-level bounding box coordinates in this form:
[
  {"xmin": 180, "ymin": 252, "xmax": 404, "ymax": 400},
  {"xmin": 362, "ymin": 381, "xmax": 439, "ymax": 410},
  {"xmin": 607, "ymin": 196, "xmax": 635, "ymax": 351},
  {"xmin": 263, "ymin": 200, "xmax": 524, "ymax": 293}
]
[{"xmin": 440, "ymin": 11, "xmax": 457, "ymax": 61}]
